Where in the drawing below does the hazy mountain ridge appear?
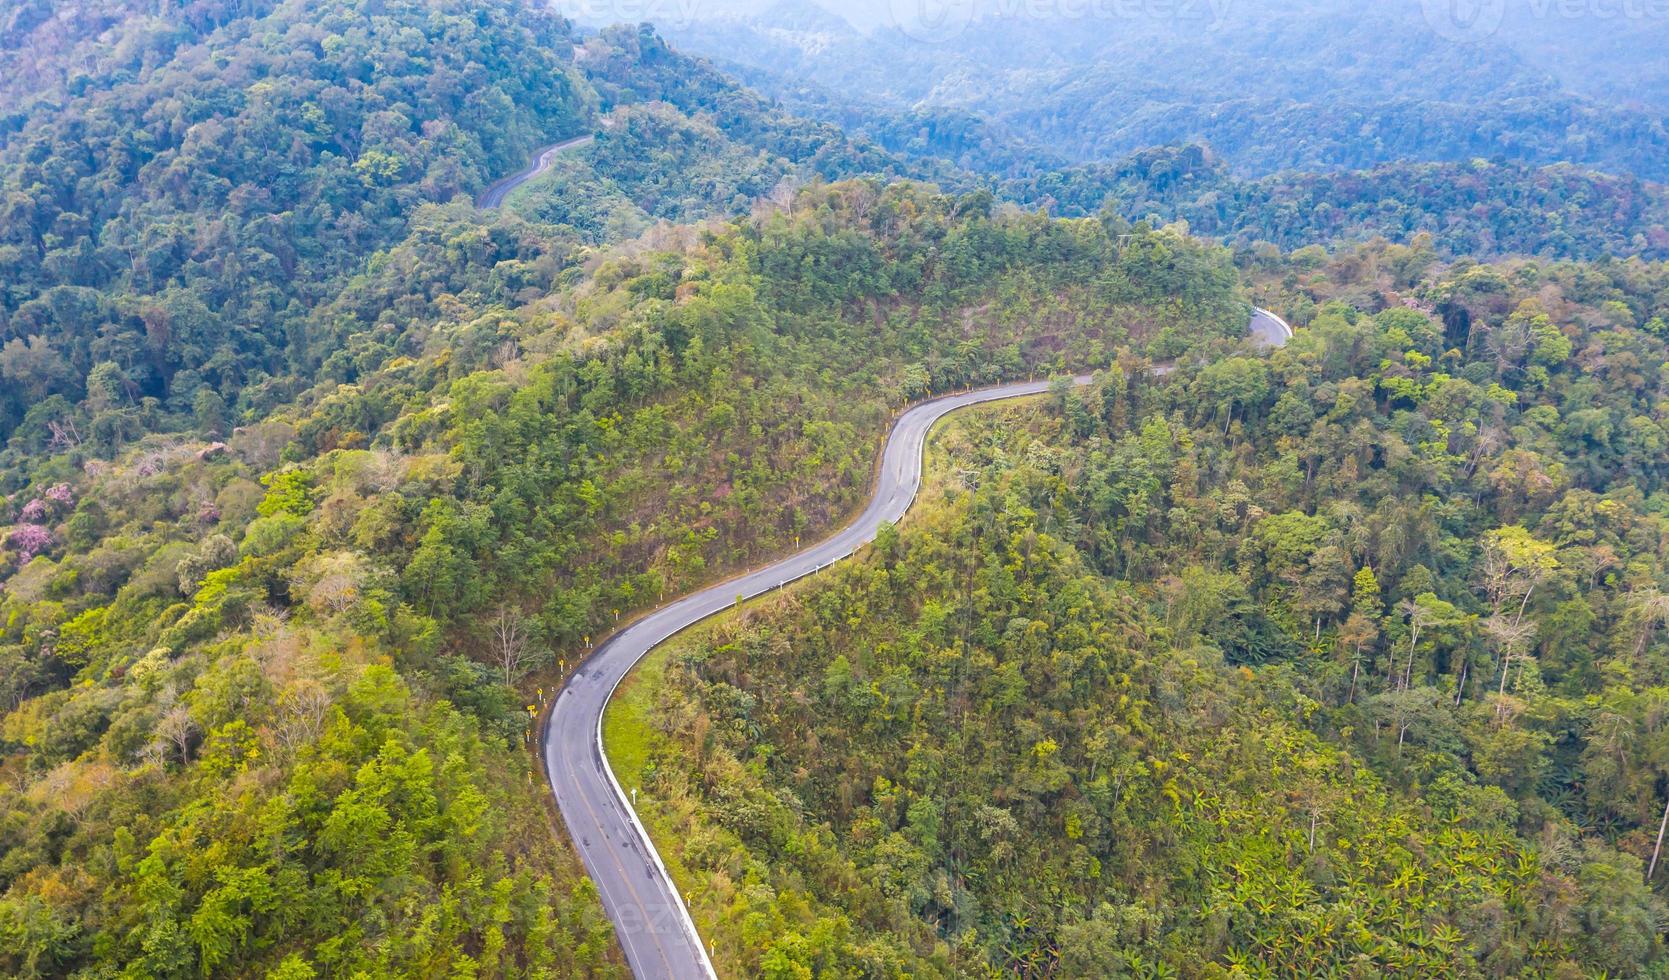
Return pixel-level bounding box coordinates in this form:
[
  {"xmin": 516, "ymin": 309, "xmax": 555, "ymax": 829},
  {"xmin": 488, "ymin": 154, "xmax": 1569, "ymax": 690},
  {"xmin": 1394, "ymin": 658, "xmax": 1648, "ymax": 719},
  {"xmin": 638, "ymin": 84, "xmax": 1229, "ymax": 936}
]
[{"xmin": 658, "ymin": 0, "xmax": 1669, "ymax": 179}]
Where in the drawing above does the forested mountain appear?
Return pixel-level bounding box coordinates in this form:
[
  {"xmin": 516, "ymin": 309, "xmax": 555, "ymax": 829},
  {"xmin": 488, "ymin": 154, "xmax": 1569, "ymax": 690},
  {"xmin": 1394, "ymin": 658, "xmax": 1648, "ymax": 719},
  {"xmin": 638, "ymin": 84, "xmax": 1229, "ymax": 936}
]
[
  {"xmin": 659, "ymin": 0, "xmax": 1669, "ymax": 179},
  {"xmin": 0, "ymin": 173, "xmax": 1245, "ymax": 974},
  {"xmin": 0, "ymin": 0, "xmax": 592, "ymax": 453},
  {"xmin": 612, "ymin": 241, "xmax": 1669, "ymax": 976},
  {"xmin": 1049, "ymin": 150, "xmax": 1669, "ymax": 261},
  {"xmin": 6, "ymin": 0, "xmax": 1669, "ymax": 977},
  {"xmin": 640, "ymin": 2, "xmax": 1669, "ymax": 262},
  {"xmin": 2, "ymin": 0, "xmax": 1661, "ymax": 477},
  {"xmin": 1487, "ymin": 4, "xmax": 1669, "ymax": 110},
  {"xmin": 543, "ymin": 31, "xmax": 1669, "ymax": 263},
  {"xmin": 0, "ymin": 1, "xmax": 942, "ymax": 476},
  {"xmin": 503, "ymin": 23, "xmax": 942, "ymax": 242}
]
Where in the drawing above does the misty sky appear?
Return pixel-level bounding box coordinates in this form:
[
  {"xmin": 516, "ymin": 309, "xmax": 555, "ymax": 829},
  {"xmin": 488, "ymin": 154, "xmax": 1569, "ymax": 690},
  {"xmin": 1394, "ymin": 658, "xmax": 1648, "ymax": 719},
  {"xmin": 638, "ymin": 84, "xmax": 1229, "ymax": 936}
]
[{"xmin": 556, "ymin": 0, "xmax": 1669, "ymax": 35}]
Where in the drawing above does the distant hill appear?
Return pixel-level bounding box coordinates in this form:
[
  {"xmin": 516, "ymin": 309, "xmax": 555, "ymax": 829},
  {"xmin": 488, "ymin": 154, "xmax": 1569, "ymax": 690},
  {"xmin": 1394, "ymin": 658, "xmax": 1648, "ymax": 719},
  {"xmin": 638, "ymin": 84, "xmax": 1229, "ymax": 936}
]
[
  {"xmin": 0, "ymin": 5, "xmax": 931, "ymax": 449},
  {"xmin": 0, "ymin": 0, "xmax": 594, "ymax": 445},
  {"xmin": 657, "ymin": 0, "xmax": 1669, "ymax": 181}
]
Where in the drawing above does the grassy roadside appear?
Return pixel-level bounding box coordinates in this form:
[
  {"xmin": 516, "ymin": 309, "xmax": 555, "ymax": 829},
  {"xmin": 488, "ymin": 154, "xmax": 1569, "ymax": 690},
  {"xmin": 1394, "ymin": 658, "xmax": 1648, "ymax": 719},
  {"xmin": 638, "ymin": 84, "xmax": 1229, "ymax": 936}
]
[{"xmin": 598, "ymin": 395, "xmax": 1049, "ymax": 975}]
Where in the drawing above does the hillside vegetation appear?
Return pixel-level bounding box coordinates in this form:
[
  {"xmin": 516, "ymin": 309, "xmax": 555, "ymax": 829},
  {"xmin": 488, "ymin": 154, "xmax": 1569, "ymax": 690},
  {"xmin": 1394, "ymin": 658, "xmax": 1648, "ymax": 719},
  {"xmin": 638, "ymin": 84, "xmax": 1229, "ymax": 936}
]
[
  {"xmin": 613, "ymin": 242, "xmax": 1669, "ymax": 976},
  {"xmin": 8, "ymin": 1, "xmax": 1669, "ymax": 976},
  {"xmin": 0, "ymin": 180, "xmax": 1245, "ymax": 975},
  {"xmin": 662, "ymin": 1, "xmax": 1669, "ymax": 263},
  {"xmin": 0, "ymin": 0, "xmax": 593, "ymax": 450},
  {"xmin": 3, "ymin": 0, "xmax": 1661, "ymax": 482},
  {"xmin": 0, "ymin": 5, "xmax": 933, "ymax": 468}
]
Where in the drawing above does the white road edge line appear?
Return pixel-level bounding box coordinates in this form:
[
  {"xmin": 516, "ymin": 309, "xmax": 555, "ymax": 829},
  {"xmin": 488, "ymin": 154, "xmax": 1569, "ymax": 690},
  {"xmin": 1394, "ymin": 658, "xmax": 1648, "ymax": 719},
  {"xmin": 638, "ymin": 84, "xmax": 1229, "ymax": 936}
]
[
  {"xmin": 578, "ymin": 381, "xmax": 1079, "ymax": 980},
  {"xmin": 560, "ymin": 320, "xmax": 1290, "ymax": 978},
  {"xmin": 1253, "ymin": 306, "xmax": 1295, "ymax": 340},
  {"xmin": 592, "ymin": 655, "xmax": 718, "ymax": 980}
]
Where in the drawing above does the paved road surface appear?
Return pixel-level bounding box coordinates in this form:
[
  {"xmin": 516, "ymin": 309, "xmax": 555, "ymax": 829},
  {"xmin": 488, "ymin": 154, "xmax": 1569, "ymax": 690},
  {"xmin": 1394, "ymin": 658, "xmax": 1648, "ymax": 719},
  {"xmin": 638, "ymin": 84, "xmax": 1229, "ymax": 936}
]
[
  {"xmin": 541, "ymin": 302, "xmax": 1291, "ymax": 976},
  {"xmin": 475, "ymin": 133, "xmax": 594, "ymax": 209},
  {"xmin": 542, "ymin": 377, "xmax": 1095, "ymax": 978},
  {"xmin": 1250, "ymin": 306, "xmax": 1295, "ymax": 348}
]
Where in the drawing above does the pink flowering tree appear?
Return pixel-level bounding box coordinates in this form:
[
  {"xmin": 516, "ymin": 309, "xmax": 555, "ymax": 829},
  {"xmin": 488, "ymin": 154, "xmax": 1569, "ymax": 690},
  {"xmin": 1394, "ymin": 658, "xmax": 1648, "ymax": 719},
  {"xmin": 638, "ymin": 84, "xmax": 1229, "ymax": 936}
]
[
  {"xmin": 8, "ymin": 524, "xmax": 53, "ymax": 561},
  {"xmin": 16, "ymin": 485, "xmax": 75, "ymax": 527}
]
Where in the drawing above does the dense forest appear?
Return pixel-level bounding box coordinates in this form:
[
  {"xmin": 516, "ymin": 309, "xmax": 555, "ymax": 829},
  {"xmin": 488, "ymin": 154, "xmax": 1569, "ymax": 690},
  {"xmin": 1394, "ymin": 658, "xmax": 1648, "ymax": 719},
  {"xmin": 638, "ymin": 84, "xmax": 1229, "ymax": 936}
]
[
  {"xmin": 660, "ymin": 0, "xmax": 1669, "ymax": 263},
  {"xmin": 663, "ymin": 0, "xmax": 1669, "ymax": 178},
  {"xmin": 540, "ymin": 31, "xmax": 1669, "ymax": 263},
  {"xmin": 612, "ymin": 241, "xmax": 1669, "ymax": 975},
  {"xmin": 706, "ymin": 83, "xmax": 1669, "ymax": 264},
  {"xmin": 1012, "ymin": 150, "xmax": 1669, "ymax": 262},
  {"xmin": 503, "ymin": 24, "xmax": 937, "ymax": 244},
  {"xmin": 0, "ymin": 1, "xmax": 942, "ymax": 465},
  {"xmin": 0, "ymin": 0, "xmax": 594, "ymax": 451},
  {"xmin": 7, "ymin": 0, "xmax": 1669, "ymax": 976},
  {"xmin": 3, "ymin": 0, "xmax": 1663, "ymax": 481},
  {"xmin": 0, "ymin": 177, "xmax": 1245, "ymax": 974},
  {"xmin": 9, "ymin": 0, "xmax": 1661, "ymax": 475}
]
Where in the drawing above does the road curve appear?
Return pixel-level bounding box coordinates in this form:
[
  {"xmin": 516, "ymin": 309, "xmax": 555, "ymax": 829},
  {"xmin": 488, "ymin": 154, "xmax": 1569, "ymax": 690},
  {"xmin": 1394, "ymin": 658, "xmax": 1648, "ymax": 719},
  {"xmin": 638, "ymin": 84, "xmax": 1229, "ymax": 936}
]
[
  {"xmin": 1250, "ymin": 306, "xmax": 1295, "ymax": 348},
  {"xmin": 475, "ymin": 133, "xmax": 594, "ymax": 209},
  {"xmin": 544, "ymin": 314, "xmax": 1292, "ymax": 978},
  {"xmin": 543, "ymin": 376, "xmax": 1091, "ymax": 979}
]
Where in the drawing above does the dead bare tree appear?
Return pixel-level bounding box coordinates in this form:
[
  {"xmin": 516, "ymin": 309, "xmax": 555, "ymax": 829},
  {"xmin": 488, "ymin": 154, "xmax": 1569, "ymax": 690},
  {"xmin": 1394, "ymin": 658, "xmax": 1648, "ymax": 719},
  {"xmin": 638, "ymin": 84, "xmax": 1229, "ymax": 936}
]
[
  {"xmin": 1631, "ymin": 589, "xmax": 1669, "ymax": 662},
  {"xmin": 156, "ymin": 705, "xmax": 199, "ymax": 765},
  {"xmin": 274, "ymin": 679, "xmax": 333, "ymax": 754},
  {"xmin": 1394, "ymin": 597, "xmax": 1435, "ymax": 691},
  {"xmin": 1485, "ymin": 614, "xmax": 1539, "ymax": 721},
  {"xmin": 492, "ymin": 605, "xmax": 537, "ymax": 687},
  {"xmin": 1652, "ymin": 793, "xmax": 1669, "ymax": 883},
  {"xmin": 47, "ymin": 416, "xmax": 82, "ymax": 451}
]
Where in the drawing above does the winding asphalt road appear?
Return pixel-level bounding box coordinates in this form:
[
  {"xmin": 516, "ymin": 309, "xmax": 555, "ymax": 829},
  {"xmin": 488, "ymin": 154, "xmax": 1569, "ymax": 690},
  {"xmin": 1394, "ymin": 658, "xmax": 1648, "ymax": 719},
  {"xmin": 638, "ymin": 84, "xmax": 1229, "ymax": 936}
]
[
  {"xmin": 475, "ymin": 133, "xmax": 594, "ymax": 209},
  {"xmin": 542, "ymin": 376, "xmax": 1099, "ymax": 978},
  {"xmin": 534, "ymin": 291, "xmax": 1291, "ymax": 973}
]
